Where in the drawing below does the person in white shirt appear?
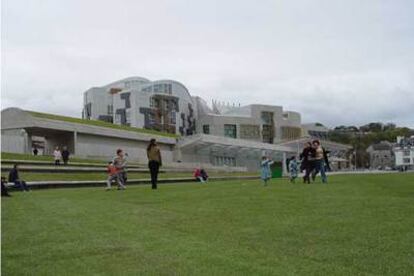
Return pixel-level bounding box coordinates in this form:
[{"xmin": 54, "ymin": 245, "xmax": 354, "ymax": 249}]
[{"xmin": 53, "ymin": 147, "xmax": 62, "ymax": 166}]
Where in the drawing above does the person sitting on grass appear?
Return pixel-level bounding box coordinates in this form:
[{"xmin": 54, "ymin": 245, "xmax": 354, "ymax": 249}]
[
  {"xmin": 289, "ymin": 156, "xmax": 298, "ymax": 183},
  {"xmin": 200, "ymin": 168, "xmax": 208, "ymax": 183},
  {"xmin": 260, "ymin": 156, "xmax": 274, "ymax": 186},
  {"xmin": 106, "ymin": 161, "xmax": 123, "ymax": 191},
  {"xmin": 1, "ymin": 176, "xmax": 11, "ymax": 197},
  {"xmin": 194, "ymin": 168, "xmax": 208, "ymax": 183},
  {"xmin": 8, "ymin": 164, "xmax": 30, "ymax": 192},
  {"xmin": 193, "ymin": 168, "xmax": 203, "ymax": 183}
]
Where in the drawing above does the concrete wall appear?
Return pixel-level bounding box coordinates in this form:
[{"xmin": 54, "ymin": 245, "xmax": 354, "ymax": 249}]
[
  {"xmin": 76, "ymin": 133, "xmax": 174, "ymax": 163},
  {"xmin": 1, "ymin": 129, "xmax": 29, "ymax": 154}
]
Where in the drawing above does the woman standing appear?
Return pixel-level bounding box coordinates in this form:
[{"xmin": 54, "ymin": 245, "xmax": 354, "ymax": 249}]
[
  {"xmin": 53, "ymin": 146, "xmax": 62, "ymax": 166},
  {"xmin": 147, "ymin": 138, "xmax": 162, "ymax": 190}
]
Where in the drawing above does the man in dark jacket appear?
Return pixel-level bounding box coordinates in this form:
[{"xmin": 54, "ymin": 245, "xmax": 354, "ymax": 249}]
[
  {"xmin": 8, "ymin": 164, "xmax": 30, "ymax": 191},
  {"xmin": 61, "ymin": 147, "xmax": 70, "ymax": 165}
]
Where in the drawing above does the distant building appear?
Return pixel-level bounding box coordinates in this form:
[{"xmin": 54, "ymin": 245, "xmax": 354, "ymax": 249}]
[
  {"xmin": 366, "ymin": 141, "xmax": 394, "ymax": 169},
  {"xmin": 394, "ymin": 136, "xmax": 414, "ymax": 170}
]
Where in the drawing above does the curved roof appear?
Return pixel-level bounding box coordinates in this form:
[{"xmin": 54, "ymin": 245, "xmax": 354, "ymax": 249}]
[{"xmin": 104, "ymin": 76, "xmax": 151, "ymax": 87}]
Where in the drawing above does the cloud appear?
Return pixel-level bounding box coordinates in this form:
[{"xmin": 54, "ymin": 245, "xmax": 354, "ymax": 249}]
[{"xmin": 1, "ymin": 0, "xmax": 414, "ymax": 128}]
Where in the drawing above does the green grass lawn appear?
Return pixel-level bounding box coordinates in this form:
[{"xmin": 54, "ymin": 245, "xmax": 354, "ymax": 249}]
[{"xmin": 2, "ymin": 174, "xmax": 414, "ymax": 275}]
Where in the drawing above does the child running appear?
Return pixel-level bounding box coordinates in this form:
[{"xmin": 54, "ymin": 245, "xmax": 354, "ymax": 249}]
[
  {"xmin": 106, "ymin": 161, "xmax": 121, "ymax": 190},
  {"xmin": 106, "ymin": 149, "xmax": 127, "ymax": 190},
  {"xmin": 260, "ymin": 156, "xmax": 274, "ymax": 186},
  {"xmin": 289, "ymin": 156, "xmax": 299, "ymax": 183}
]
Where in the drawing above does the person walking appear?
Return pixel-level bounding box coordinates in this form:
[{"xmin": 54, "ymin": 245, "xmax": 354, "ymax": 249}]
[
  {"xmin": 300, "ymin": 142, "xmax": 314, "ymax": 184},
  {"xmin": 147, "ymin": 139, "xmax": 162, "ymax": 190},
  {"xmin": 260, "ymin": 156, "xmax": 274, "ymax": 186},
  {"xmin": 8, "ymin": 164, "xmax": 30, "ymax": 192},
  {"xmin": 311, "ymin": 140, "xmax": 328, "ymax": 183},
  {"xmin": 61, "ymin": 146, "xmax": 70, "ymax": 165},
  {"xmin": 53, "ymin": 147, "xmax": 62, "ymax": 166},
  {"xmin": 33, "ymin": 147, "xmax": 38, "ymax": 156}
]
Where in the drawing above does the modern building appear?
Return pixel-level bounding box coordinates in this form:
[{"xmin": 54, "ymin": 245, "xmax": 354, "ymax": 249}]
[
  {"xmin": 394, "ymin": 136, "xmax": 414, "ymax": 170},
  {"xmin": 83, "ymin": 77, "xmax": 196, "ymax": 136},
  {"xmin": 366, "ymin": 141, "xmax": 394, "ymax": 169},
  {"xmin": 83, "ymin": 76, "xmax": 303, "ymax": 143}
]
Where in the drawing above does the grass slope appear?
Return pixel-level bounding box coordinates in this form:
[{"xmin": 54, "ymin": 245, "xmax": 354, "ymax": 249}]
[
  {"xmin": 2, "ymin": 174, "xmax": 414, "ymax": 275},
  {"xmin": 29, "ymin": 111, "xmax": 178, "ymax": 138},
  {"xmin": 1, "ymin": 152, "xmax": 109, "ymax": 164},
  {"xmin": 0, "ymin": 171, "xmax": 257, "ymax": 182}
]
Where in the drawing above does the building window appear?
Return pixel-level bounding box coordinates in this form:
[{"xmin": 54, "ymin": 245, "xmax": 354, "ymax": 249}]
[
  {"xmin": 403, "ymin": 150, "xmax": 410, "ymax": 156},
  {"xmin": 107, "ymin": 105, "xmax": 113, "ymax": 115},
  {"xmin": 224, "ymin": 124, "xmax": 237, "ymax": 138},
  {"xmin": 214, "ymin": 156, "xmax": 236, "ymax": 166},
  {"xmin": 170, "ymin": 111, "xmax": 176, "ymax": 124},
  {"xmin": 150, "ymin": 98, "xmax": 160, "ymax": 108},
  {"xmin": 203, "ymin": 125, "xmax": 210, "ymax": 134},
  {"xmin": 403, "ymin": 158, "xmax": 411, "ymax": 164}
]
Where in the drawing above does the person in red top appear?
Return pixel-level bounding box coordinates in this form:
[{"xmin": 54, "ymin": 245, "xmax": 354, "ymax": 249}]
[
  {"xmin": 106, "ymin": 161, "xmax": 123, "ymax": 190},
  {"xmin": 193, "ymin": 168, "xmax": 205, "ymax": 183}
]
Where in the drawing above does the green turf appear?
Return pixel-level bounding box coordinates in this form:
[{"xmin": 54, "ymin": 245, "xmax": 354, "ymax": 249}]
[
  {"xmin": 2, "ymin": 174, "xmax": 414, "ymax": 275},
  {"xmin": 29, "ymin": 111, "xmax": 178, "ymax": 138}
]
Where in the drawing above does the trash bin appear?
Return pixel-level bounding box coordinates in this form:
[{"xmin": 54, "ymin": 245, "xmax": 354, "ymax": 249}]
[{"xmin": 271, "ymin": 161, "xmax": 283, "ymax": 178}]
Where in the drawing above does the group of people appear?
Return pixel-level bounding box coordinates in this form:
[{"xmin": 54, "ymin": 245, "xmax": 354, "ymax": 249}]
[
  {"xmin": 3, "ymin": 138, "xmax": 331, "ymax": 195},
  {"xmin": 298, "ymin": 139, "xmax": 330, "ymax": 184},
  {"xmin": 106, "ymin": 138, "xmax": 162, "ymax": 191},
  {"xmin": 53, "ymin": 146, "xmax": 70, "ymax": 166},
  {"xmin": 260, "ymin": 139, "xmax": 330, "ymax": 185}
]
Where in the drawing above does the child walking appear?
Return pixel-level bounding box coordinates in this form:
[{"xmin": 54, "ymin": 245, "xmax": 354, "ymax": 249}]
[
  {"xmin": 289, "ymin": 156, "xmax": 298, "ymax": 183},
  {"xmin": 261, "ymin": 156, "xmax": 274, "ymax": 186}
]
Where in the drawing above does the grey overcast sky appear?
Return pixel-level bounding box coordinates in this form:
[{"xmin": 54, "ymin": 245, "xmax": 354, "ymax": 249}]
[{"xmin": 1, "ymin": 0, "xmax": 414, "ymax": 128}]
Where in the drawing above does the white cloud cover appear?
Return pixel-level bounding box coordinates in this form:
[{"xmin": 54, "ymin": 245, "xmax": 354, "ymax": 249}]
[{"xmin": 2, "ymin": 0, "xmax": 413, "ymax": 127}]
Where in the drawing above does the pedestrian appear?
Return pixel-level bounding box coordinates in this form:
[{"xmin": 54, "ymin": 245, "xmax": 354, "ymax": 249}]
[
  {"xmin": 289, "ymin": 156, "xmax": 298, "ymax": 183},
  {"xmin": 300, "ymin": 142, "xmax": 314, "ymax": 184},
  {"xmin": 147, "ymin": 138, "xmax": 162, "ymax": 190},
  {"xmin": 8, "ymin": 164, "xmax": 30, "ymax": 192},
  {"xmin": 311, "ymin": 140, "xmax": 328, "ymax": 183},
  {"xmin": 61, "ymin": 146, "xmax": 70, "ymax": 165},
  {"xmin": 33, "ymin": 147, "xmax": 38, "ymax": 156},
  {"xmin": 1, "ymin": 176, "xmax": 11, "ymax": 197},
  {"xmin": 105, "ymin": 161, "xmax": 124, "ymax": 190},
  {"xmin": 53, "ymin": 147, "xmax": 62, "ymax": 166},
  {"xmin": 112, "ymin": 149, "xmax": 127, "ymax": 190},
  {"xmin": 260, "ymin": 156, "xmax": 274, "ymax": 186}
]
